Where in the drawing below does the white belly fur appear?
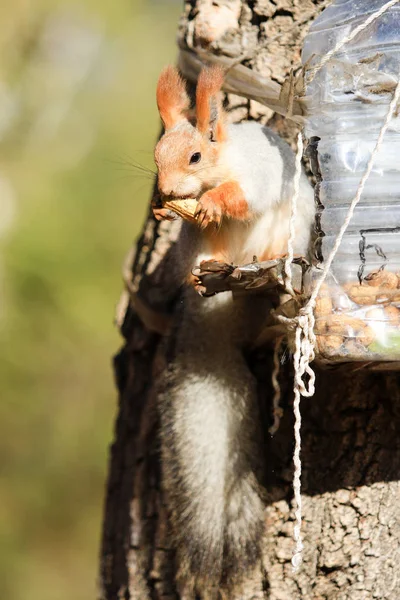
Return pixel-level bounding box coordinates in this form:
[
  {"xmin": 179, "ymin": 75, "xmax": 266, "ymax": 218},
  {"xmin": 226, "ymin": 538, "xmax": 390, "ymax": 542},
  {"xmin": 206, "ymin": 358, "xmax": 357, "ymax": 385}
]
[{"xmin": 198, "ymin": 199, "xmax": 311, "ymax": 266}]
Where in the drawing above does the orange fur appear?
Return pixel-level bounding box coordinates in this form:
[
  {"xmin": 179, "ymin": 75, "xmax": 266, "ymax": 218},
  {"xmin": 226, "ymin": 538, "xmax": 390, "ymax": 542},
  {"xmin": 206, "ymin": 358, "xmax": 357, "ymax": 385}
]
[
  {"xmin": 201, "ymin": 182, "xmax": 249, "ymax": 261},
  {"xmin": 258, "ymin": 248, "xmax": 288, "ymax": 262},
  {"xmin": 156, "ymin": 66, "xmax": 190, "ymax": 130},
  {"xmin": 196, "ymin": 66, "xmax": 226, "ymax": 141},
  {"xmin": 258, "ymin": 249, "xmax": 304, "ymax": 261},
  {"xmin": 186, "ymin": 271, "xmax": 199, "ymax": 287},
  {"xmin": 202, "ymin": 181, "xmax": 249, "ymax": 219}
]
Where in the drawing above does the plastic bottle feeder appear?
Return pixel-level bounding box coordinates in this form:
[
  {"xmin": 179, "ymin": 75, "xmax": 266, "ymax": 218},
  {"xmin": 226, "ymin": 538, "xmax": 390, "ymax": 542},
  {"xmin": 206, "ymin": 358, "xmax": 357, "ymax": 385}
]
[{"xmin": 302, "ymin": 0, "xmax": 400, "ymax": 365}]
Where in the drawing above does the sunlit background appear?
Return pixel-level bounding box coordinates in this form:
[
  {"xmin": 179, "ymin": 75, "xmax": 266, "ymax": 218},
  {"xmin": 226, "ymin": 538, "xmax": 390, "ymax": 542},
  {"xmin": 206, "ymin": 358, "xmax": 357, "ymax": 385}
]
[{"xmin": 0, "ymin": 1, "xmax": 181, "ymax": 598}]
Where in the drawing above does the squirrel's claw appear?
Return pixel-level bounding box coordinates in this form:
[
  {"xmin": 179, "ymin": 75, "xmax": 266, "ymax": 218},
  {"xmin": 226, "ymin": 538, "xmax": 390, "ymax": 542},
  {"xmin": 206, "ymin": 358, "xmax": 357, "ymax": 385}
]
[
  {"xmin": 195, "ymin": 195, "xmax": 222, "ymax": 229},
  {"xmin": 152, "ymin": 205, "xmax": 177, "ymax": 222}
]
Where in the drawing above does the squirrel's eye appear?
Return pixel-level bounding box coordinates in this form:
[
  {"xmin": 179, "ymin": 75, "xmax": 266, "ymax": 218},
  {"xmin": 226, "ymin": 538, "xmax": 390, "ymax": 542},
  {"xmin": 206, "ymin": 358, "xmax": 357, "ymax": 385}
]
[{"xmin": 190, "ymin": 152, "xmax": 201, "ymax": 165}]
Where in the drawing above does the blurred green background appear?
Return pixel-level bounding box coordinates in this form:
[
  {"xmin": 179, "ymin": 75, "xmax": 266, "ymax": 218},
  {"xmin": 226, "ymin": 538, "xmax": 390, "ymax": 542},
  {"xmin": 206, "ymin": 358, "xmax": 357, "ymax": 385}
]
[{"xmin": 0, "ymin": 1, "xmax": 181, "ymax": 598}]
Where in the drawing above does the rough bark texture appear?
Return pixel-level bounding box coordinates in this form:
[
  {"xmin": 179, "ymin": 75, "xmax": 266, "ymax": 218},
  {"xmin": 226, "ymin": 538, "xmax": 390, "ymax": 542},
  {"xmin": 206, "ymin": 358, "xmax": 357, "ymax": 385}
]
[{"xmin": 99, "ymin": 2, "xmax": 400, "ymax": 599}]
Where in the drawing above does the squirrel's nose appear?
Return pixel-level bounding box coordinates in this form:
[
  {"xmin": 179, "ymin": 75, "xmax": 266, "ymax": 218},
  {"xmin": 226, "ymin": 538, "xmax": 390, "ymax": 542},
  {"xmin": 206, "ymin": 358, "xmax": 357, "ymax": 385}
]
[{"xmin": 157, "ymin": 173, "xmax": 173, "ymax": 196}]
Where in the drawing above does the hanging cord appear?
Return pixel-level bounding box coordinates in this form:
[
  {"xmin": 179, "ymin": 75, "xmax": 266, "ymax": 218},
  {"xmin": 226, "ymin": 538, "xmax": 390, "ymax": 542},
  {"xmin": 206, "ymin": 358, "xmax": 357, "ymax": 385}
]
[
  {"xmin": 306, "ymin": 0, "xmax": 400, "ymax": 85},
  {"xmin": 283, "ymin": 133, "xmax": 304, "ymax": 297},
  {"xmin": 269, "ymin": 135, "xmax": 304, "ymax": 436},
  {"xmin": 269, "ymin": 336, "xmax": 284, "ymax": 435},
  {"xmin": 280, "ymin": 0, "xmax": 400, "ymax": 571}
]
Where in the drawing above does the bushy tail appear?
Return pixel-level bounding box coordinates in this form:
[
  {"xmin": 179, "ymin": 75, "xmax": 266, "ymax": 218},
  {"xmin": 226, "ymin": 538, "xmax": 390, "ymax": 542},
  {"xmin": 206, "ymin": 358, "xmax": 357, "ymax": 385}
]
[{"xmin": 158, "ymin": 291, "xmax": 265, "ymax": 594}]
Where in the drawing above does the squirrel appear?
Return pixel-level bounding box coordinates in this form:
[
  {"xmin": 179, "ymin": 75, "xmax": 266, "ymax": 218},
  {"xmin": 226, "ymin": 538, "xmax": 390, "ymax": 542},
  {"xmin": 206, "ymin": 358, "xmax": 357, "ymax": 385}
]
[{"xmin": 152, "ymin": 65, "xmax": 315, "ymax": 595}]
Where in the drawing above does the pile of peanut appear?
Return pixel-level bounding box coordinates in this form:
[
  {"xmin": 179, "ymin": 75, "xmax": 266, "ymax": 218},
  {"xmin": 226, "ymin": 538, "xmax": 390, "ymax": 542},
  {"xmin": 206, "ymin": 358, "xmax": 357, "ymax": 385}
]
[{"xmin": 314, "ymin": 269, "xmax": 400, "ymax": 360}]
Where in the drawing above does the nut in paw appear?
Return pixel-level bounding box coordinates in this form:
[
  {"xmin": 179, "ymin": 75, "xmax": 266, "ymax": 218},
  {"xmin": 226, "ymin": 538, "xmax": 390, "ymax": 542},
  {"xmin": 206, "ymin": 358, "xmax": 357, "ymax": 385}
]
[{"xmin": 195, "ymin": 193, "xmax": 222, "ymax": 229}]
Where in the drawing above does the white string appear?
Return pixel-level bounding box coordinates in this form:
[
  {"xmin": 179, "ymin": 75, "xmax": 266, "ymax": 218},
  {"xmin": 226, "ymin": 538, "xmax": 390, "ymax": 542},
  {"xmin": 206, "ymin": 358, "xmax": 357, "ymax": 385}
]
[
  {"xmin": 280, "ymin": 0, "xmax": 400, "ymax": 572},
  {"xmin": 287, "ymin": 310, "xmax": 316, "ymax": 571},
  {"xmin": 284, "ymin": 133, "xmax": 304, "ymax": 297},
  {"xmin": 291, "ymin": 326, "xmax": 304, "ymax": 570},
  {"xmin": 306, "ymin": 0, "xmax": 400, "ymax": 84},
  {"xmin": 269, "ymin": 336, "xmax": 284, "ymax": 435}
]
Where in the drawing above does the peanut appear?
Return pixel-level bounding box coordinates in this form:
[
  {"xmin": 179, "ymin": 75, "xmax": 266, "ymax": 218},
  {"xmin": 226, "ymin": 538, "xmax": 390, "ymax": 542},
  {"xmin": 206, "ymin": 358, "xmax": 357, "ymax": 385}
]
[
  {"xmin": 315, "ymin": 285, "xmax": 333, "ymax": 316},
  {"xmin": 163, "ymin": 198, "xmax": 199, "ymax": 222},
  {"xmin": 345, "ymin": 284, "xmax": 380, "ymax": 305},
  {"xmin": 325, "ymin": 314, "xmax": 375, "ymax": 347},
  {"xmin": 365, "ymin": 269, "xmax": 398, "ymax": 289},
  {"xmin": 316, "ymin": 334, "xmax": 344, "ymax": 356},
  {"xmin": 384, "ymin": 305, "xmax": 400, "ymax": 326}
]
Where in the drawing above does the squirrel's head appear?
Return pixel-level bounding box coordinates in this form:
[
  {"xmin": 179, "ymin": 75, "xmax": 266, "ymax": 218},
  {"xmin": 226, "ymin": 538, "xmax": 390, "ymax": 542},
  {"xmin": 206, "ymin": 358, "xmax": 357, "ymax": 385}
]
[{"xmin": 154, "ymin": 65, "xmax": 226, "ymax": 200}]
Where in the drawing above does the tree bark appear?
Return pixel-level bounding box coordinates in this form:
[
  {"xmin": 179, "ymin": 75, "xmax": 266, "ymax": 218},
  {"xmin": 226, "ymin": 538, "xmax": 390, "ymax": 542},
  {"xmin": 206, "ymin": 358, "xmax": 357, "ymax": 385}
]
[{"xmin": 99, "ymin": 2, "xmax": 400, "ymax": 599}]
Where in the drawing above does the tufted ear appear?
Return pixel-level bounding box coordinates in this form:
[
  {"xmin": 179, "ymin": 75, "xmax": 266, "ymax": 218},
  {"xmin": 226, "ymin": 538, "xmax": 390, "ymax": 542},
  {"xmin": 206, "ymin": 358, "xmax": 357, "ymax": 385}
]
[
  {"xmin": 196, "ymin": 65, "xmax": 226, "ymax": 142},
  {"xmin": 156, "ymin": 66, "xmax": 190, "ymax": 130}
]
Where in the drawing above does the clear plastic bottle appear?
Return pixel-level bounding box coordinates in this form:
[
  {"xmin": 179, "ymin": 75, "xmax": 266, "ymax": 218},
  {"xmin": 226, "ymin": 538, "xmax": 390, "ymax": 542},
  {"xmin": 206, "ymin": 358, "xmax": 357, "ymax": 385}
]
[{"xmin": 302, "ymin": 0, "xmax": 400, "ymax": 364}]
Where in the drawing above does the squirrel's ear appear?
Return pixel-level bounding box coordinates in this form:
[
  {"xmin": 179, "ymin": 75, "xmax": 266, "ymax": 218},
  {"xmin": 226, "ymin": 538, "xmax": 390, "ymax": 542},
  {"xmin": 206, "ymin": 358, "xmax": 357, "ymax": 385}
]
[
  {"xmin": 196, "ymin": 65, "xmax": 226, "ymax": 142},
  {"xmin": 156, "ymin": 66, "xmax": 190, "ymax": 130}
]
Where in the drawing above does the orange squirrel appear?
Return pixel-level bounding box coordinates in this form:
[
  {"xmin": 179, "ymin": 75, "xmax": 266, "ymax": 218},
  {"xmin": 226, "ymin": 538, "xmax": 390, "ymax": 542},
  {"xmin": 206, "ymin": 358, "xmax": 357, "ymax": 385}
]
[
  {"xmin": 153, "ymin": 65, "xmax": 314, "ymax": 266},
  {"xmin": 153, "ymin": 65, "xmax": 315, "ymax": 595}
]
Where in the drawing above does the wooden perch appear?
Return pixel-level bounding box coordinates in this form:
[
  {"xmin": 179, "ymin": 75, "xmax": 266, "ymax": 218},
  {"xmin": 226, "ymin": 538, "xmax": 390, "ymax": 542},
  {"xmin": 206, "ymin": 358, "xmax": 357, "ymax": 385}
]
[
  {"xmin": 192, "ymin": 258, "xmax": 308, "ymax": 347},
  {"xmin": 192, "ymin": 257, "xmax": 307, "ymax": 297}
]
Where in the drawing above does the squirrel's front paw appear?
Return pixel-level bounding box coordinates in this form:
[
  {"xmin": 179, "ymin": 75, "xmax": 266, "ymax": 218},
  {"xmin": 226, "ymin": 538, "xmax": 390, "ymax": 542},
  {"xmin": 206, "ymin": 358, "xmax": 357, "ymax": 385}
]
[
  {"xmin": 152, "ymin": 204, "xmax": 177, "ymax": 222},
  {"xmin": 195, "ymin": 192, "xmax": 222, "ymax": 229}
]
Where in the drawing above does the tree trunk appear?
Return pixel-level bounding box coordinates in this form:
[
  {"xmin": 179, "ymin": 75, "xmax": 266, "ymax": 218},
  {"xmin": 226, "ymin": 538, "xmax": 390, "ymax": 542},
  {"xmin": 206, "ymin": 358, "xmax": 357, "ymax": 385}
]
[{"xmin": 99, "ymin": 2, "xmax": 400, "ymax": 599}]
